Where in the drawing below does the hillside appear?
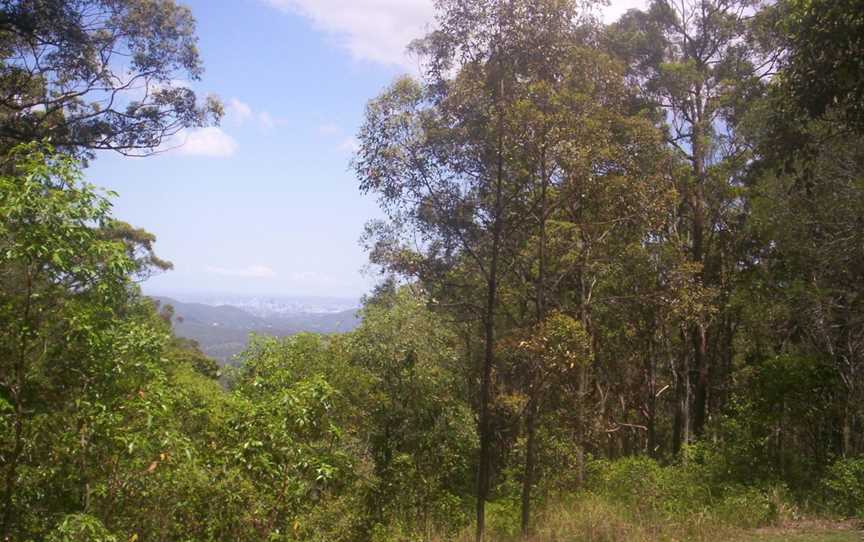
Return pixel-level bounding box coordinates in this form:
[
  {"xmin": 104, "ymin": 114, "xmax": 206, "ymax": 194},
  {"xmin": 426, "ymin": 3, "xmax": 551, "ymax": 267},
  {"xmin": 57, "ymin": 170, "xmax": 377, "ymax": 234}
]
[
  {"xmin": 151, "ymin": 296, "xmax": 360, "ymax": 363},
  {"xmin": 3, "ymin": 0, "xmax": 863, "ymax": 540}
]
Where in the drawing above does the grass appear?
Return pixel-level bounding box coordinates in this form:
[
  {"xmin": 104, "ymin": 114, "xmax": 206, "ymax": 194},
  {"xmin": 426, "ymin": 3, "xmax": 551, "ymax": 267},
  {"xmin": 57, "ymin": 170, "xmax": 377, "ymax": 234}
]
[
  {"xmin": 440, "ymin": 496, "xmax": 863, "ymax": 542},
  {"xmin": 741, "ymin": 520, "xmax": 862, "ymax": 542},
  {"xmin": 748, "ymin": 535, "xmax": 859, "ymax": 542}
]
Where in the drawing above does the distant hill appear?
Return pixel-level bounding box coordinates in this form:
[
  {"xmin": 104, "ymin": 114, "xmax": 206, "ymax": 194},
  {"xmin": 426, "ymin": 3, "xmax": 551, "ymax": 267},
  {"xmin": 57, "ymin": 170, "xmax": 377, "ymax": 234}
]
[{"xmin": 151, "ymin": 296, "xmax": 360, "ymax": 364}]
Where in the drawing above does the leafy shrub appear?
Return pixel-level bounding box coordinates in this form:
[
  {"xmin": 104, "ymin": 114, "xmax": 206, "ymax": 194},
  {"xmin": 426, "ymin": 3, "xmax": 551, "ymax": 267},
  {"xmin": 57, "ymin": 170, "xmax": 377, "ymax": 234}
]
[
  {"xmin": 823, "ymin": 457, "xmax": 864, "ymax": 518},
  {"xmin": 712, "ymin": 484, "xmax": 794, "ymax": 528},
  {"xmin": 585, "ymin": 455, "xmax": 795, "ymax": 530},
  {"xmin": 46, "ymin": 515, "xmax": 118, "ymax": 542},
  {"xmin": 586, "ymin": 456, "xmax": 713, "ymax": 517},
  {"xmin": 587, "ymin": 456, "xmax": 666, "ymax": 511},
  {"xmin": 485, "ymin": 498, "xmax": 522, "ymax": 537}
]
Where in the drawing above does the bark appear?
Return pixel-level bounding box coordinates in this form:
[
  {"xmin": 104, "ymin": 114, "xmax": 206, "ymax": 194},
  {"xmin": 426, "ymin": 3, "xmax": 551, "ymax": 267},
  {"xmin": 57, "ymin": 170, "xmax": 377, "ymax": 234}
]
[
  {"xmin": 673, "ymin": 334, "xmax": 691, "ymax": 456},
  {"xmin": 646, "ymin": 336, "xmax": 657, "ymax": 456},
  {"xmin": 576, "ymin": 365, "xmax": 587, "ymax": 486},
  {"xmin": 476, "ymin": 107, "xmax": 506, "ymax": 542},
  {"xmin": 690, "ymin": 117, "xmax": 709, "ymax": 438},
  {"xmin": 520, "ymin": 150, "xmax": 548, "ymax": 537},
  {"xmin": 520, "ymin": 400, "xmax": 538, "ymax": 538}
]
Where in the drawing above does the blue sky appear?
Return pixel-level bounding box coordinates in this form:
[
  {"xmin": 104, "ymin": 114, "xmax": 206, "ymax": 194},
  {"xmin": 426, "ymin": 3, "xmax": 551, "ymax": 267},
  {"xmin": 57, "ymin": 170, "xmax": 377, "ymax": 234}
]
[{"xmin": 86, "ymin": 0, "xmax": 645, "ymax": 298}]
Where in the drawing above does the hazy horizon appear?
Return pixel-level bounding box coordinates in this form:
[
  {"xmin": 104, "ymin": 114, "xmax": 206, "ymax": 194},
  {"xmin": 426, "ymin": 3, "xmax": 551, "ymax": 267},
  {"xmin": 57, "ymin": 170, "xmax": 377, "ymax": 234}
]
[{"xmin": 145, "ymin": 288, "xmax": 362, "ymax": 306}]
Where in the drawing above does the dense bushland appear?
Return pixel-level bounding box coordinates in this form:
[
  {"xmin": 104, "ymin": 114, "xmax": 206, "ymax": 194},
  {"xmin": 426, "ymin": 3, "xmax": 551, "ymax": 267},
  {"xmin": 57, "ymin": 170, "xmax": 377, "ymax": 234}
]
[{"xmin": 2, "ymin": 0, "xmax": 864, "ymax": 540}]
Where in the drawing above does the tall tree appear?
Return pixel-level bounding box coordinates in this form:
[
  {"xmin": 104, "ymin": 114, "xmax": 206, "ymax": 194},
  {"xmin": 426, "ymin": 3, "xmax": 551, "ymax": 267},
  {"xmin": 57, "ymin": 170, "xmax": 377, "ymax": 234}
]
[
  {"xmin": 356, "ymin": 71, "xmax": 515, "ymax": 541},
  {"xmin": 741, "ymin": 93, "xmax": 864, "ymax": 459},
  {"xmin": 0, "ymin": 0, "xmax": 222, "ymax": 158},
  {"xmin": 608, "ymin": 0, "xmax": 767, "ymax": 445},
  {"xmin": 778, "ymin": 0, "xmax": 864, "ymax": 132},
  {"xmin": 356, "ymin": 1, "xmax": 594, "ymax": 535},
  {"xmin": 492, "ymin": 45, "xmax": 676, "ymax": 533}
]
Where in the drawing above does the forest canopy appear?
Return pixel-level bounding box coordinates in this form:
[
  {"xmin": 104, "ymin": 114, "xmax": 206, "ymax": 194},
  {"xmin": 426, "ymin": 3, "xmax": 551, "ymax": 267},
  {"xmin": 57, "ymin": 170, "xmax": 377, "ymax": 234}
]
[{"xmin": 1, "ymin": 0, "xmax": 863, "ymax": 541}]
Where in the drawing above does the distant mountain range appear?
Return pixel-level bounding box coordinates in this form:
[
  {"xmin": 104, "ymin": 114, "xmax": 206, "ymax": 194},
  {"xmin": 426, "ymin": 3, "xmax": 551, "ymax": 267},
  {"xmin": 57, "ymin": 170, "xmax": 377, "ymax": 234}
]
[{"xmin": 151, "ymin": 295, "xmax": 361, "ymax": 364}]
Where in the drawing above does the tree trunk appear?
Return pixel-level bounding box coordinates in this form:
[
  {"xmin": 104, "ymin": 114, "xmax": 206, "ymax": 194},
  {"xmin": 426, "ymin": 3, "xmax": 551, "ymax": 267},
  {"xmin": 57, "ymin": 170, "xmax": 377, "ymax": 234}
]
[
  {"xmin": 690, "ymin": 116, "xmax": 709, "ymax": 438},
  {"xmin": 576, "ymin": 365, "xmax": 587, "ymax": 486},
  {"xmin": 520, "ymin": 400, "xmax": 538, "ymax": 538},
  {"xmin": 673, "ymin": 336, "xmax": 691, "ymax": 456},
  {"xmin": 646, "ymin": 337, "xmax": 657, "ymax": 456},
  {"xmin": 476, "ymin": 113, "xmax": 506, "ymax": 542},
  {"xmin": 520, "ymin": 148, "xmax": 549, "ymax": 537},
  {"xmin": 692, "ymin": 323, "xmax": 709, "ymax": 436}
]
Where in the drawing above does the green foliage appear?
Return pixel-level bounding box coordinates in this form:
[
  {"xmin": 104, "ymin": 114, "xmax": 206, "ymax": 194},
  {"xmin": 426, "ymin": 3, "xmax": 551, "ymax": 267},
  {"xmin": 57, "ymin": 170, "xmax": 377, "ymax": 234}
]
[
  {"xmin": 0, "ymin": 144, "xmax": 253, "ymax": 540},
  {"xmin": 586, "ymin": 456, "xmax": 793, "ymax": 530},
  {"xmin": 781, "ymin": 0, "xmax": 864, "ymax": 131},
  {"xmin": 588, "ymin": 456, "xmax": 704, "ymax": 516},
  {"xmin": 0, "ymin": 0, "xmax": 222, "ymax": 157},
  {"xmin": 46, "ymin": 514, "xmax": 118, "ymax": 542},
  {"xmin": 1, "ymin": 143, "xmax": 144, "ymax": 538},
  {"xmin": 227, "ymin": 335, "xmax": 362, "ymax": 539},
  {"xmin": 823, "ymin": 458, "xmax": 864, "ymax": 518},
  {"xmin": 350, "ymin": 287, "xmax": 477, "ymax": 539},
  {"xmin": 3, "ymin": 0, "xmax": 864, "ymax": 539},
  {"xmin": 700, "ymin": 355, "xmax": 842, "ymax": 488}
]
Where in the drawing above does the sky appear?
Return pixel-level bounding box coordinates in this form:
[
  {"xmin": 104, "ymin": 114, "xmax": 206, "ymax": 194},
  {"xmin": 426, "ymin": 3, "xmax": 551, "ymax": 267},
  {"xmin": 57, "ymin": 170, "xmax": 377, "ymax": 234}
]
[{"xmin": 87, "ymin": 0, "xmax": 647, "ymax": 299}]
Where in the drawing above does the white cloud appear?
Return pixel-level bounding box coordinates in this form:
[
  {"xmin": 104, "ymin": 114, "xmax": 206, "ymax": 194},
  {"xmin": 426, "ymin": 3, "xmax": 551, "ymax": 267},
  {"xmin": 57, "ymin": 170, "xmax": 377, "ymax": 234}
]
[
  {"xmin": 205, "ymin": 265, "xmax": 278, "ymax": 278},
  {"xmin": 264, "ymin": 0, "xmax": 434, "ymax": 68},
  {"xmin": 226, "ymin": 98, "xmax": 282, "ymax": 130},
  {"xmin": 264, "ymin": 1, "xmax": 648, "ymax": 67},
  {"xmin": 226, "ymin": 98, "xmax": 254, "ymax": 124},
  {"xmin": 174, "ymin": 127, "xmax": 238, "ymax": 157}
]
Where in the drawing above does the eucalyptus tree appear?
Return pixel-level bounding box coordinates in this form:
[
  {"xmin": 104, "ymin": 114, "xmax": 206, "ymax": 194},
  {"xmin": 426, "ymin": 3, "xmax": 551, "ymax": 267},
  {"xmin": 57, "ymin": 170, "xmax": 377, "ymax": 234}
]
[
  {"xmin": 607, "ymin": 0, "xmax": 769, "ymax": 445},
  {"xmin": 778, "ymin": 0, "xmax": 864, "ymax": 132},
  {"xmin": 738, "ymin": 81, "xmax": 864, "ymax": 460},
  {"xmin": 0, "ymin": 0, "xmax": 222, "ymax": 159},
  {"xmin": 356, "ymin": 1, "xmax": 607, "ymax": 537},
  {"xmin": 493, "ymin": 45, "xmax": 677, "ymax": 533},
  {"xmin": 355, "ymin": 70, "xmax": 519, "ymax": 542}
]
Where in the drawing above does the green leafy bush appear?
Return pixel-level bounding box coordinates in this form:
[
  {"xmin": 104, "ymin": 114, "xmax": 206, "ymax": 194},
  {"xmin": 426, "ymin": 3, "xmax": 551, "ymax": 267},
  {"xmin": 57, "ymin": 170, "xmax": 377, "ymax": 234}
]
[
  {"xmin": 585, "ymin": 455, "xmax": 794, "ymax": 529},
  {"xmin": 823, "ymin": 457, "xmax": 864, "ymax": 518},
  {"xmin": 586, "ymin": 456, "xmax": 712, "ymax": 517},
  {"xmin": 46, "ymin": 515, "xmax": 118, "ymax": 542}
]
